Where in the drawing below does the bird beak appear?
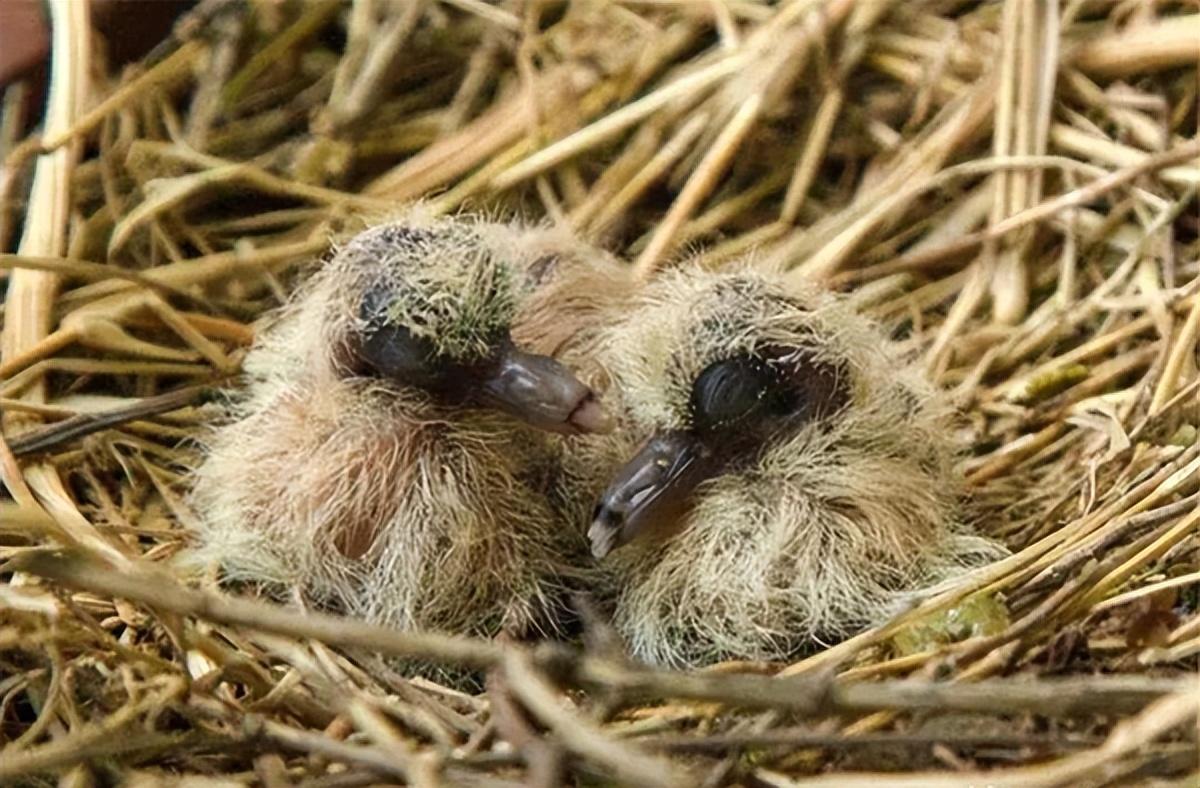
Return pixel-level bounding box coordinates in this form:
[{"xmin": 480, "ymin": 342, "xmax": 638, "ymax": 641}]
[
  {"xmin": 478, "ymin": 346, "xmax": 612, "ymax": 435},
  {"xmin": 588, "ymin": 429, "xmax": 719, "ymax": 558}
]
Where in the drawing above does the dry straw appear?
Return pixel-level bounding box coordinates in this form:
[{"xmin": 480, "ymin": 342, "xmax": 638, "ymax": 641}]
[{"xmin": 1, "ymin": 0, "xmax": 1197, "ymax": 785}]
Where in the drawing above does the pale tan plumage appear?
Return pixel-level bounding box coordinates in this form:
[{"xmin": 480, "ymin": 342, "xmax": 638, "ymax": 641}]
[
  {"xmin": 186, "ymin": 213, "xmax": 627, "ymax": 644},
  {"xmin": 572, "ymin": 262, "xmax": 1006, "ymax": 668}
]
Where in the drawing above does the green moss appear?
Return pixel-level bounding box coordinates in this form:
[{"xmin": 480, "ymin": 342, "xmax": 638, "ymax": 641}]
[
  {"xmin": 891, "ymin": 592, "xmax": 1011, "ymax": 656},
  {"xmin": 1167, "ymin": 424, "xmax": 1197, "ymax": 447},
  {"xmin": 1022, "ymin": 363, "xmax": 1088, "ymax": 403}
]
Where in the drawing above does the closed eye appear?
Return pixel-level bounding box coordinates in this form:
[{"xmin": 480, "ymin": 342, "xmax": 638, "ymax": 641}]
[
  {"xmin": 355, "ymin": 282, "xmax": 452, "ymax": 389},
  {"xmin": 689, "ymin": 356, "xmax": 778, "ymax": 433},
  {"xmin": 688, "ymin": 348, "xmax": 849, "ymax": 440}
]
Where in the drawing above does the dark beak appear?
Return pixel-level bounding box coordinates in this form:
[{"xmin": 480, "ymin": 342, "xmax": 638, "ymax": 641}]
[
  {"xmin": 588, "ymin": 430, "xmax": 719, "ymax": 558},
  {"xmin": 479, "ymin": 346, "xmax": 612, "ymax": 435}
]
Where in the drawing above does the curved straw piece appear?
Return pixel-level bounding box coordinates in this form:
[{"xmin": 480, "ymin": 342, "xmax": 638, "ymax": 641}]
[{"xmin": 0, "ymin": 0, "xmax": 130, "ymax": 564}]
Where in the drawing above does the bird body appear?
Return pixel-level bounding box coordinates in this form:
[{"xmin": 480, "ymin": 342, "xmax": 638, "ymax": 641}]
[
  {"xmin": 187, "ymin": 214, "xmax": 625, "ymax": 641},
  {"xmin": 187, "ymin": 216, "xmax": 999, "ymax": 670},
  {"xmin": 577, "ymin": 263, "xmax": 1005, "ymax": 668}
]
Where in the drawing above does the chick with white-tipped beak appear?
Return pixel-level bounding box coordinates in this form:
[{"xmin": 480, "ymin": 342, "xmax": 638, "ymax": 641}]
[
  {"xmin": 187, "ymin": 214, "xmax": 621, "ymax": 643},
  {"xmin": 575, "ymin": 265, "xmax": 1004, "ymax": 668}
]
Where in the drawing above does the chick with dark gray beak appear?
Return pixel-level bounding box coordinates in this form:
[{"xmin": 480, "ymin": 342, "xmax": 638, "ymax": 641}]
[
  {"xmin": 567, "ymin": 264, "xmax": 1005, "ymax": 668},
  {"xmin": 187, "ymin": 213, "xmax": 622, "ymax": 651}
]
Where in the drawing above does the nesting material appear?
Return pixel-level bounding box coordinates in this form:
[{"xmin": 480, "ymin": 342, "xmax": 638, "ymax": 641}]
[{"xmin": 1, "ymin": 1, "xmax": 1197, "ymax": 785}]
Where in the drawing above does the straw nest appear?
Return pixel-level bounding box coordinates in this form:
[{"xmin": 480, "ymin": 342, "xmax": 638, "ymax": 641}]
[{"xmin": 1, "ymin": 1, "xmax": 1197, "ymax": 785}]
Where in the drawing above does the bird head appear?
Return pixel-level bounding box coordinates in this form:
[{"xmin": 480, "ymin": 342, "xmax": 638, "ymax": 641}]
[
  {"xmin": 588, "ymin": 269, "xmax": 860, "ymax": 558},
  {"xmin": 332, "ymin": 220, "xmax": 611, "ymax": 435}
]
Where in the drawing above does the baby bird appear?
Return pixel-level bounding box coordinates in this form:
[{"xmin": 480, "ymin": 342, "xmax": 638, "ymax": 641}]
[
  {"xmin": 187, "ymin": 214, "xmax": 619, "ymax": 642},
  {"xmin": 576, "ymin": 264, "xmax": 1003, "ymax": 668}
]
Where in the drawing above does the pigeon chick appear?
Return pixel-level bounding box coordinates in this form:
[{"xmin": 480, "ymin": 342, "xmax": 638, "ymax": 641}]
[
  {"xmin": 186, "ymin": 214, "xmax": 618, "ymax": 642},
  {"xmin": 577, "ymin": 264, "xmax": 1004, "ymax": 668}
]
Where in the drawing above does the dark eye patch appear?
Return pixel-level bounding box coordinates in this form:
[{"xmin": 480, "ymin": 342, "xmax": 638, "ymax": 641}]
[
  {"xmin": 359, "ymin": 322, "xmax": 448, "ymax": 389},
  {"xmin": 355, "ymin": 283, "xmax": 449, "ymax": 389},
  {"xmin": 690, "ymin": 356, "xmax": 781, "ymax": 433},
  {"xmin": 689, "ymin": 348, "xmax": 850, "ymax": 439}
]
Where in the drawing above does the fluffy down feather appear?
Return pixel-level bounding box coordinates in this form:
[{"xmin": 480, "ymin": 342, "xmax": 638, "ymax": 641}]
[
  {"xmin": 566, "ymin": 262, "xmax": 1006, "ymax": 668},
  {"xmin": 185, "ymin": 212, "xmax": 629, "ymax": 647}
]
